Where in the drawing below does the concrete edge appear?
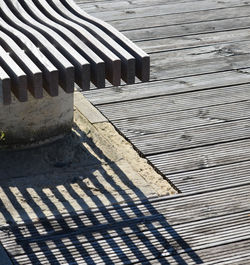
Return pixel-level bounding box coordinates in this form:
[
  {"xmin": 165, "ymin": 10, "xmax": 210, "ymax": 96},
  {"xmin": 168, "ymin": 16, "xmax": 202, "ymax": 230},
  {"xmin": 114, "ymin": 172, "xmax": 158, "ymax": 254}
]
[{"xmin": 74, "ymin": 92, "xmax": 108, "ymax": 124}]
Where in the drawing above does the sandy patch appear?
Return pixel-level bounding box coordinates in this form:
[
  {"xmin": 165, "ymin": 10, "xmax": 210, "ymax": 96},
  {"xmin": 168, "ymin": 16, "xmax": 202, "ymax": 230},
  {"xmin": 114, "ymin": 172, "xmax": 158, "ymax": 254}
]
[{"xmin": 0, "ymin": 97, "xmax": 176, "ymax": 225}]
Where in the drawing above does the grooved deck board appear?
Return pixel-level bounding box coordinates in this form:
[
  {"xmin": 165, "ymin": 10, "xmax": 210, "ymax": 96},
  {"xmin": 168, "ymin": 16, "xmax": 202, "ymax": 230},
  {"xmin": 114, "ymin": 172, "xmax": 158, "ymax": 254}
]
[
  {"xmin": 112, "ymin": 101, "xmax": 250, "ymax": 137},
  {"xmin": 81, "ymin": 0, "xmax": 250, "ymax": 263},
  {"xmin": 96, "ymin": 84, "xmax": 250, "ymax": 120},
  {"xmin": 82, "ymin": 0, "xmax": 250, "ymax": 264},
  {"xmin": 147, "ymin": 139, "xmax": 250, "ymax": 175},
  {"xmin": 82, "ymin": 0, "xmax": 249, "ymax": 21},
  {"xmin": 128, "ymin": 119, "xmax": 250, "ymax": 155},
  {"xmin": 110, "ymin": 6, "xmax": 250, "ymax": 31},
  {"xmin": 123, "ymin": 16, "xmax": 250, "ymax": 42},
  {"xmin": 84, "ymin": 69, "xmax": 250, "ymax": 105},
  {"xmin": 1, "ymin": 184, "xmax": 250, "ymax": 264},
  {"xmin": 2, "ymin": 0, "xmax": 250, "ymax": 264}
]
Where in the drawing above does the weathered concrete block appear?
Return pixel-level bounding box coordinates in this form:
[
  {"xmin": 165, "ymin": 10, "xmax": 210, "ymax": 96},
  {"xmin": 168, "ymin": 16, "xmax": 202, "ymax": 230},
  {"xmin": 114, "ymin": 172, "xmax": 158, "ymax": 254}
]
[{"xmin": 0, "ymin": 87, "xmax": 73, "ymax": 148}]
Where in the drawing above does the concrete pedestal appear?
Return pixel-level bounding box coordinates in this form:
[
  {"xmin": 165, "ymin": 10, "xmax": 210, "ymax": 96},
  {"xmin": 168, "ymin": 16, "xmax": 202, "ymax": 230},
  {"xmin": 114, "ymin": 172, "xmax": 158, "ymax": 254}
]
[{"xmin": 0, "ymin": 88, "xmax": 73, "ymax": 148}]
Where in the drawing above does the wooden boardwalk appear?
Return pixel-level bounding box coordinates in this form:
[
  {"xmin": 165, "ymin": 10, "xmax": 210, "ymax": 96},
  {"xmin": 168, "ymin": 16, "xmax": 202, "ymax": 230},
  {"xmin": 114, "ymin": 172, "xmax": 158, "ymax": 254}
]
[
  {"xmin": 1, "ymin": 0, "xmax": 250, "ymax": 264},
  {"xmin": 84, "ymin": 0, "xmax": 250, "ymax": 193}
]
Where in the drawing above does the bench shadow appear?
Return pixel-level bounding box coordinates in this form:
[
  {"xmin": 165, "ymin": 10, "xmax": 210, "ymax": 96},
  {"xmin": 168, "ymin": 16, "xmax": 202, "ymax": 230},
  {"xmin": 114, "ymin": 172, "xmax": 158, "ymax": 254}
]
[{"xmin": 0, "ymin": 124, "xmax": 203, "ymax": 264}]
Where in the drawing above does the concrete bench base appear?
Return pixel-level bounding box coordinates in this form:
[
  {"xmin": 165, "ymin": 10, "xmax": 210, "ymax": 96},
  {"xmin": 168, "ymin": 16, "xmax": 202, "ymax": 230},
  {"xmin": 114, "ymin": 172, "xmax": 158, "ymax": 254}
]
[
  {"xmin": 0, "ymin": 88, "xmax": 73, "ymax": 148},
  {"xmin": 0, "ymin": 0, "xmax": 149, "ymax": 148}
]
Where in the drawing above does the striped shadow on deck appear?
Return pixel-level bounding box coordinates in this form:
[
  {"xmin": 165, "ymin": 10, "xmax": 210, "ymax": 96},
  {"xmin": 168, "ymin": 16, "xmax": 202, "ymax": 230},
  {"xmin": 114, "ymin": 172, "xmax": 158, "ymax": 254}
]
[
  {"xmin": 1, "ymin": 184, "xmax": 250, "ymax": 264},
  {"xmin": 0, "ymin": 0, "xmax": 149, "ymax": 104}
]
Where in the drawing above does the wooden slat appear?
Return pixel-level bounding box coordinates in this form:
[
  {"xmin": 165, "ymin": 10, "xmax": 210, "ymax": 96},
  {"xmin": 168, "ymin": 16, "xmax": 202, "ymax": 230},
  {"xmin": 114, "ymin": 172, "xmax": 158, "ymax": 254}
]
[
  {"xmin": 0, "ymin": 66, "xmax": 11, "ymax": 105},
  {"xmin": 85, "ymin": 0, "xmax": 249, "ymax": 21},
  {"xmin": 1, "ymin": 1, "xmax": 74, "ymax": 93},
  {"xmin": 6, "ymin": 0, "xmax": 90, "ymax": 91},
  {"xmin": 147, "ymin": 139, "xmax": 250, "ymax": 175},
  {"xmin": 21, "ymin": 0, "xmax": 105, "ymax": 89},
  {"xmin": 52, "ymin": 0, "xmax": 136, "ymax": 84},
  {"xmin": 32, "ymin": 0, "xmax": 121, "ymax": 86},
  {"xmin": 96, "ymin": 84, "xmax": 250, "ymax": 120},
  {"xmin": 36, "ymin": 4, "xmax": 106, "ymax": 88},
  {"xmin": 84, "ymin": 69, "xmax": 250, "ymax": 105},
  {"xmin": 0, "ymin": 31, "xmax": 43, "ymax": 99},
  {"xmin": 128, "ymin": 119, "xmax": 250, "ymax": 155},
  {"xmin": 62, "ymin": 0, "xmax": 150, "ymax": 82},
  {"xmin": 0, "ymin": 18, "xmax": 59, "ymax": 97},
  {"xmin": 112, "ymin": 101, "xmax": 250, "ymax": 137},
  {"xmin": 1, "ymin": 185, "xmax": 250, "ymax": 264},
  {"xmin": 0, "ymin": 46, "xmax": 27, "ymax": 102}
]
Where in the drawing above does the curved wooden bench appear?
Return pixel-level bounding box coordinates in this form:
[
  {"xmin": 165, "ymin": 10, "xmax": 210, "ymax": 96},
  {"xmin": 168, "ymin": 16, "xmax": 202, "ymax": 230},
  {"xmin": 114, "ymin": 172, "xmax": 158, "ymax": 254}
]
[{"xmin": 0, "ymin": 0, "xmax": 150, "ymax": 105}]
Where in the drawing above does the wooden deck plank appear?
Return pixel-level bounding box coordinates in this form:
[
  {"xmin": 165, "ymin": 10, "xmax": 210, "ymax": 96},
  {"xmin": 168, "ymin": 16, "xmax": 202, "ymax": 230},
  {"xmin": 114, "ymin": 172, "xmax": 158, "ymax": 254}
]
[
  {"xmin": 148, "ymin": 44, "xmax": 250, "ymax": 81},
  {"xmin": 2, "ymin": 185, "xmax": 250, "ymax": 264},
  {"xmin": 83, "ymin": 0, "xmax": 249, "ymax": 21},
  {"xmin": 0, "ymin": 243, "xmax": 13, "ymax": 265},
  {"xmin": 109, "ymin": 6, "xmax": 250, "ymax": 31},
  {"xmin": 137, "ymin": 29, "xmax": 250, "ymax": 54},
  {"xmin": 96, "ymin": 84, "xmax": 250, "ymax": 120},
  {"xmin": 123, "ymin": 16, "xmax": 250, "ymax": 42},
  {"xmin": 128, "ymin": 119, "xmax": 250, "ymax": 155},
  {"xmin": 84, "ymin": 69, "xmax": 250, "ymax": 105},
  {"xmin": 112, "ymin": 101, "xmax": 250, "ymax": 137},
  {"xmin": 72, "ymin": 0, "xmax": 250, "ymax": 263},
  {"xmin": 168, "ymin": 160, "xmax": 250, "ymax": 192},
  {"xmin": 147, "ymin": 139, "xmax": 250, "ymax": 175},
  {"xmin": 142, "ymin": 240, "xmax": 250, "ymax": 264},
  {"xmin": 2, "ymin": 184, "xmax": 250, "ymax": 242},
  {"xmin": 0, "ymin": 184, "xmax": 247, "ymax": 235},
  {"xmin": 2, "ymin": 0, "xmax": 249, "ymax": 263},
  {"xmin": 79, "ymin": 0, "xmax": 204, "ymax": 14}
]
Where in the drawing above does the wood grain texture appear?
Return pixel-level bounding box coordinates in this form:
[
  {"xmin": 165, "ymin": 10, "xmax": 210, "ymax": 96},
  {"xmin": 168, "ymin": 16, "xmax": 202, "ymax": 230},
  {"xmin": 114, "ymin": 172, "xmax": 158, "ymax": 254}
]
[
  {"xmin": 169, "ymin": 160, "xmax": 250, "ymax": 192},
  {"xmin": 123, "ymin": 16, "xmax": 250, "ymax": 42},
  {"xmin": 84, "ymin": 69, "xmax": 250, "ymax": 105},
  {"xmin": 147, "ymin": 139, "xmax": 250, "ymax": 175},
  {"xmin": 2, "ymin": 0, "xmax": 250, "ymax": 263},
  {"xmin": 110, "ymin": 6, "xmax": 250, "ymax": 31},
  {"xmin": 129, "ymin": 119, "xmax": 250, "ymax": 155},
  {"xmin": 84, "ymin": 0, "xmax": 249, "ymax": 21},
  {"xmin": 96, "ymin": 85, "xmax": 250, "ymax": 120},
  {"xmin": 1, "ymin": 184, "xmax": 250, "ymax": 264},
  {"xmin": 112, "ymin": 101, "xmax": 250, "ymax": 137}
]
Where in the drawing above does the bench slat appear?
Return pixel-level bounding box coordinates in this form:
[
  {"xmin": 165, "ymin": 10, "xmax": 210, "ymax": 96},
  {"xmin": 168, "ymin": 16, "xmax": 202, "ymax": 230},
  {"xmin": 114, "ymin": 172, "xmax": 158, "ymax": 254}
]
[
  {"xmin": 0, "ymin": 66, "xmax": 11, "ymax": 105},
  {"xmin": 0, "ymin": 0, "xmax": 149, "ymax": 101},
  {"xmin": 0, "ymin": 18, "xmax": 59, "ymax": 97},
  {"xmin": 21, "ymin": 0, "xmax": 105, "ymax": 89},
  {"xmin": 0, "ymin": 46, "xmax": 28, "ymax": 102},
  {"xmin": 62, "ymin": 0, "xmax": 150, "ymax": 82},
  {"xmin": 52, "ymin": 0, "xmax": 136, "ymax": 84},
  {"xmin": 1, "ymin": 0, "xmax": 75, "ymax": 93},
  {"xmin": 0, "ymin": 31, "xmax": 43, "ymax": 99},
  {"xmin": 35, "ymin": 0, "xmax": 122, "ymax": 86}
]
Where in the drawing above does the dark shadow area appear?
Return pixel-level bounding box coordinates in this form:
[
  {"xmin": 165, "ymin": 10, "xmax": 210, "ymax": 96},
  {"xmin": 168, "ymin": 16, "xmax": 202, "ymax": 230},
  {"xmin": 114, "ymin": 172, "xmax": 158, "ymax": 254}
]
[{"xmin": 0, "ymin": 123, "xmax": 203, "ymax": 264}]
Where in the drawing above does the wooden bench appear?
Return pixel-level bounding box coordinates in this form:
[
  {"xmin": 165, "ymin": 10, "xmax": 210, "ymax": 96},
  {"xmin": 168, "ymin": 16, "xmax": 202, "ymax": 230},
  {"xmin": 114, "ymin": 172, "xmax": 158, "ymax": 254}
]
[{"xmin": 0, "ymin": 0, "xmax": 150, "ymax": 105}]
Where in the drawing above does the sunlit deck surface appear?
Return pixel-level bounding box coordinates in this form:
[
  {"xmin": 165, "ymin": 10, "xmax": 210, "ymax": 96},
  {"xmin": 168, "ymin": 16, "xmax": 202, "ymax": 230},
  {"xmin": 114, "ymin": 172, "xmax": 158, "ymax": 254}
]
[{"xmin": 1, "ymin": 0, "xmax": 250, "ymax": 264}]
